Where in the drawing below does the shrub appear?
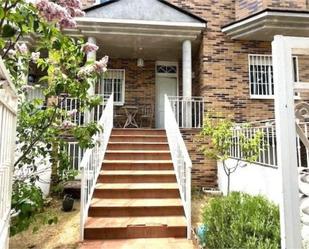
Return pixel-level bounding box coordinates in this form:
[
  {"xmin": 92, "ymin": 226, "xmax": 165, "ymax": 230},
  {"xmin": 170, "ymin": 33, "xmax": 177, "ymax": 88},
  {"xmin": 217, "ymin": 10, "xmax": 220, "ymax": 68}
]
[{"xmin": 202, "ymin": 192, "xmax": 280, "ymax": 249}]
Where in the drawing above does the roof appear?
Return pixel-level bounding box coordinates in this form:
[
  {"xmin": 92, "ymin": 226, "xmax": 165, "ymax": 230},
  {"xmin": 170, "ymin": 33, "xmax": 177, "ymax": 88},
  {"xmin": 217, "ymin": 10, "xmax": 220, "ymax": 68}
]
[
  {"xmin": 83, "ymin": 0, "xmax": 207, "ymax": 24},
  {"xmin": 222, "ymin": 8, "xmax": 309, "ymax": 29}
]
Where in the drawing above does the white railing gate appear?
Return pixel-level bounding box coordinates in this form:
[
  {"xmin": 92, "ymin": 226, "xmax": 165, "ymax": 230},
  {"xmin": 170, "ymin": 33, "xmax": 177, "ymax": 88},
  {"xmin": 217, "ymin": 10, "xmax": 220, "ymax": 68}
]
[
  {"xmin": 0, "ymin": 58, "xmax": 18, "ymax": 249},
  {"xmin": 272, "ymin": 35, "xmax": 309, "ymax": 248}
]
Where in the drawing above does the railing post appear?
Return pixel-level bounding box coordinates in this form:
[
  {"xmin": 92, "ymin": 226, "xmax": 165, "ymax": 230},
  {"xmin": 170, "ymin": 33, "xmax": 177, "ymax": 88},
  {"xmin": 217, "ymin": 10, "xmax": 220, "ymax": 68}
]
[
  {"xmin": 272, "ymin": 35, "xmax": 302, "ymax": 249},
  {"xmin": 80, "ymin": 166, "xmax": 85, "ymax": 241}
]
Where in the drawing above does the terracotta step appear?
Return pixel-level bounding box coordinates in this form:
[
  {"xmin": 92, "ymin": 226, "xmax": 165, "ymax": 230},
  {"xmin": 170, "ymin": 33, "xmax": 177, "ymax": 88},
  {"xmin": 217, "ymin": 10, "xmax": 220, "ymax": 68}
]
[
  {"xmin": 79, "ymin": 238, "xmax": 194, "ymax": 249},
  {"xmin": 98, "ymin": 170, "xmax": 176, "ymax": 183},
  {"xmin": 107, "ymin": 142, "xmax": 169, "ymax": 151},
  {"xmin": 88, "ymin": 198, "xmax": 184, "ymax": 217},
  {"xmin": 103, "ymin": 160, "xmax": 174, "ymax": 170},
  {"xmin": 110, "ymin": 135, "xmax": 167, "ymax": 143},
  {"xmin": 112, "ymin": 129, "xmax": 166, "ymax": 136},
  {"xmin": 93, "ymin": 183, "xmax": 180, "ymax": 198},
  {"xmin": 84, "ymin": 216, "xmax": 187, "ymax": 240},
  {"xmin": 104, "ymin": 150, "xmax": 171, "ymax": 160}
]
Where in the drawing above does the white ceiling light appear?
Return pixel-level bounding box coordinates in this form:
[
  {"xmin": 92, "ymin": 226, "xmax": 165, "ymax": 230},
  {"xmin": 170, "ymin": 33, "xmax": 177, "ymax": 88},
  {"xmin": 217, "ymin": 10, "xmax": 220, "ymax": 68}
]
[{"xmin": 137, "ymin": 58, "xmax": 144, "ymax": 67}]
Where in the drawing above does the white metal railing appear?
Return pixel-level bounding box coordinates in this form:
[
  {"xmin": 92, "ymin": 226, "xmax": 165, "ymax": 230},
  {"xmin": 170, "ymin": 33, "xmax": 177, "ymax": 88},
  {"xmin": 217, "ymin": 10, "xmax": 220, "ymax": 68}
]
[
  {"xmin": 230, "ymin": 119, "xmax": 309, "ymax": 168},
  {"xmin": 80, "ymin": 93, "xmax": 113, "ymax": 240},
  {"xmin": 164, "ymin": 94, "xmax": 192, "ymax": 239},
  {"xmin": 0, "ymin": 58, "xmax": 18, "ymax": 249},
  {"xmin": 65, "ymin": 141, "xmax": 84, "ymax": 172},
  {"xmin": 59, "ymin": 95, "xmax": 107, "ymax": 126},
  {"xmin": 230, "ymin": 119, "xmax": 277, "ymax": 167},
  {"xmin": 168, "ymin": 96, "xmax": 205, "ymax": 128}
]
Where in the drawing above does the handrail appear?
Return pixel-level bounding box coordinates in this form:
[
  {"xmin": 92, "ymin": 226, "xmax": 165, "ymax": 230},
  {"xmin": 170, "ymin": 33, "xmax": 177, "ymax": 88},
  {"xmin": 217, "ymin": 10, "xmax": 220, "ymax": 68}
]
[
  {"xmin": 164, "ymin": 94, "xmax": 192, "ymax": 239},
  {"xmin": 80, "ymin": 93, "xmax": 113, "ymax": 240}
]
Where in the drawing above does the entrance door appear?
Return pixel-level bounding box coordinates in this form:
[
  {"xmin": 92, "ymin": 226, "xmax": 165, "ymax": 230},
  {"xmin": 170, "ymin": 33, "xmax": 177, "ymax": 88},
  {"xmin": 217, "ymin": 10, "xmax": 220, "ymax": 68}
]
[{"xmin": 155, "ymin": 76, "xmax": 177, "ymax": 128}]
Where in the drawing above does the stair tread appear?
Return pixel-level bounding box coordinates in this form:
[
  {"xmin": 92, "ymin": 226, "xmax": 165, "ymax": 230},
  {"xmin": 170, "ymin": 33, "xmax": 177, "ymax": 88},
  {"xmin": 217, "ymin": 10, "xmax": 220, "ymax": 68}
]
[
  {"xmin": 100, "ymin": 170, "xmax": 175, "ymax": 175},
  {"xmin": 95, "ymin": 183, "xmax": 179, "ymax": 190},
  {"xmin": 113, "ymin": 129, "xmax": 165, "ymax": 131},
  {"xmin": 111, "ymin": 135, "xmax": 166, "ymax": 137},
  {"xmin": 85, "ymin": 216, "xmax": 187, "ymax": 228},
  {"xmin": 106, "ymin": 150, "xmax": 170, "ymax": 153},
  {"xmin": 90, "ymin": 198, "xmax": 182, "ymax": 207},
  {"xmin": 103, "ymin": 160, "xmax": 173, "ymax": 164},
  {"xmin": 108, "ymin": 142, "xmax": 168, "ymax": 145},
  {"xmin": 80, "ymin": 238, "xmax": 194, "ymax": 249}
]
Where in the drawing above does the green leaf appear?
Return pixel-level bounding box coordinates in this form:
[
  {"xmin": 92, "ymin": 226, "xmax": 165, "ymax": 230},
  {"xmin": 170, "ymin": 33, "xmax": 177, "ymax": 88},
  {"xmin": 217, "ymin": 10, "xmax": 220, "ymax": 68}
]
[
  {"xmin": 0, "ymin": 8, "xmax": 4, "ymax": 19},
  {"xmin": 2, "ymin": 24, "xmax": 16, "ymax": 38}
]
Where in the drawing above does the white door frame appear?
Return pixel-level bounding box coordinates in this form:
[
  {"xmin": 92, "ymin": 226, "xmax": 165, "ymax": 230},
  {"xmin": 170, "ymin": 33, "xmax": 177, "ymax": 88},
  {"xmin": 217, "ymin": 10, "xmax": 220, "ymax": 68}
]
[
  {"xmin": 155, "ymin": 61, "xmax": 179, "ymax": 127},
  {"xmin": 155, "ymin": 61, "xmax": 179, "ymax": 93}
]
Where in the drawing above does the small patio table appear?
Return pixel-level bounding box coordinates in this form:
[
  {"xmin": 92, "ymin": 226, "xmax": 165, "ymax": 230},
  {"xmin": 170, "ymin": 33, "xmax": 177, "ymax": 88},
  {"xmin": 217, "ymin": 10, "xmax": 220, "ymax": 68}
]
[{"xmin": 124, "ymin": 105, "xmax": 139, "ymax": 128}]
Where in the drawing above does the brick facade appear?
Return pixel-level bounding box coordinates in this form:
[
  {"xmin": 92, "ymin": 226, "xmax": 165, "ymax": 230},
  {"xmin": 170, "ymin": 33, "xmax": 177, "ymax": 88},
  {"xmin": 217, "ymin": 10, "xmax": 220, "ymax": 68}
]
[
  {"xmin": 181, "ymin": 129, "xmax": 217, "ymax": 189},
  {"xmin": 235, "ymin": 0, "xmax": 308, "ymax": 20},
  {"xmin": 107, "ymin": 58, "xmax": 156, "ymax": 128},
  {"xmin": 80, "ymin": 0, "xmax": 309, "ymax": 189}
]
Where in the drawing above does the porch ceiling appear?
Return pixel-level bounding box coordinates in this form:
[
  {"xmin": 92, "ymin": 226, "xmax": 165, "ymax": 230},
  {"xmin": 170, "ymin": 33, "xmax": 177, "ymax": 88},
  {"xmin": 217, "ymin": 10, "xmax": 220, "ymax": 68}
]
[
  {"xmin": 66, "ymin": 19, "xmax": 204, "ymax": 60},
  {"xmin": 65, "ymin": 0, "xmax": 206, "ymax": 60},
  {"xmin": 222, "ymin": 9, "xmax": 309, "ymax": 41}
]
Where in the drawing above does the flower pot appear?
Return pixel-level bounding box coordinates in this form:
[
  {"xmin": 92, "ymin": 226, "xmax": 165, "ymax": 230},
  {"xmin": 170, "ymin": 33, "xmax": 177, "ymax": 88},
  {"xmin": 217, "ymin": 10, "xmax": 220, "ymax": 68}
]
[{"xmin": 62, "ymin": 195, "xmax": 74, "ymax": 212}]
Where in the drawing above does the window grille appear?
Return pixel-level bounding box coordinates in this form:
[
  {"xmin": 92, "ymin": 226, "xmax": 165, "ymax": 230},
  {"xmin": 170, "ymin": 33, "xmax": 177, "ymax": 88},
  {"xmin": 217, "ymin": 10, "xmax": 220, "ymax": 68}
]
[
  {"xmin": 97, "ymin": 69, "xmax": 125, "ymax": 105},
  {"xmin": 249, "ymin": 54, "xmax": 299, "ymax": 98}
]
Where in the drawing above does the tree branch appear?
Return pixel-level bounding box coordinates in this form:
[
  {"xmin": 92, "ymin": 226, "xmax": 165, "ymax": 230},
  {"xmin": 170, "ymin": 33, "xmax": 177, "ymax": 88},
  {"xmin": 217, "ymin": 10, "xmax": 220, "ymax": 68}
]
[{"xmin": 14, "ymin": 104, "xmax": 58, "ymax": 167}]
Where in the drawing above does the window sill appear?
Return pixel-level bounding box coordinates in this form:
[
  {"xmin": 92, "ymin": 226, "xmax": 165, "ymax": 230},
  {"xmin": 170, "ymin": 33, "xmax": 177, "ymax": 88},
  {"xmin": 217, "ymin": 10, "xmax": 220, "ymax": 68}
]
[
  {"xmin": 250, "ymin": 95, "xmax": 301, "ymax": 100},
  {"xmin": 250, "ymin": 95, "xmax": 274, "ymax": 100},
  {"xmin": 114, "ymin": 102, "xmax": 124, "ymax": 106}
]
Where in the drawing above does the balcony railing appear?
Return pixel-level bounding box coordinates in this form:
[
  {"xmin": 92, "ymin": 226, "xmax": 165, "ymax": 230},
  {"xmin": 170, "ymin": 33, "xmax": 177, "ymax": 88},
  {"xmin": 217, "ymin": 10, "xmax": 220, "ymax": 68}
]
[
  {"xmin": 168, "ymin": 96, "xmax": 205, "ymax": 128},
  {"xmin": 230, "ymin": 119, "xmax": 309, "ymax": 168},
  {"xmin": 164, "ymin": 94, "xmax": 192, "ymax": 239},
  {"xmin": 80, "ymin": 94, "xmax": 113, "ymax": 240}
]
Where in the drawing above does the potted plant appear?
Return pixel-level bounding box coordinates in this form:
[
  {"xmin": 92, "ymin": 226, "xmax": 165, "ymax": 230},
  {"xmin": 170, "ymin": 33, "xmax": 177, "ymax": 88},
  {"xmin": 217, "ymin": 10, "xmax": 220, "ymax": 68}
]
[{"xmin": 62, "ymin": 194, "xmax": 74, "ymax": 212}]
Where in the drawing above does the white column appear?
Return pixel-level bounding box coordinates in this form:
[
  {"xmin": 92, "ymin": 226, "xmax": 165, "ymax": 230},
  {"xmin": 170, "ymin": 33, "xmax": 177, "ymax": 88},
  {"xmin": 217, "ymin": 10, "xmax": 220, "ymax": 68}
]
[
  {"xmin": 87, "ymin": 36, "xmax": 97, "ymax": 62},
  {"xmin": 182, "ymin": 40, "xmax": 192, "ymax": 127},
  {"xmin": 182, "ymin": 40, "xmax": 192, "ymax": 98},
  {"xmin": 86, "ymin": 36, "xmax": 97, "ymax": 123},
  {"xmin": 272, "ymin": 35, "xmax": 302, "ymax": 249}
]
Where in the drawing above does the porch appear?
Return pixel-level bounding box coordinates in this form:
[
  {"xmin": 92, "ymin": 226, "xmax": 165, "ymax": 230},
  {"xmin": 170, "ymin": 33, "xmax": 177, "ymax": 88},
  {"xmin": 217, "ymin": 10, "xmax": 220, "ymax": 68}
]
[{"xmin": 64, "ymin": 0, "xmax": 206, "ymax": 129}]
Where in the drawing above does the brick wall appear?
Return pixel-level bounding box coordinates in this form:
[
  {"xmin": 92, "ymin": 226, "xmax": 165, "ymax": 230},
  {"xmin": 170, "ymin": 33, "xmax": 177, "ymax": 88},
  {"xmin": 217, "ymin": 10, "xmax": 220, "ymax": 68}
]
[
  {"xmin": 107, "ymin": 58, "xmax": 156, "ymax": 128},
  {"xmin": 235, "ymin": 0, "xmax": 308, "ymax": 20},
  {"xmin": 181, "ymin": 129, "xmax": 217, "ymax": 189},
  {"xmin": 168, "ymin": 0, "xmax": 277, "ymax": 188}
]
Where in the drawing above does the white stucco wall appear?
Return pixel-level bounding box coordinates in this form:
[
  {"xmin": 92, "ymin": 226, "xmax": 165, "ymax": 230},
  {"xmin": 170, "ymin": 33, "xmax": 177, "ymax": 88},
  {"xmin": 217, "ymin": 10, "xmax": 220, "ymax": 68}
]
[{"xmin": 217, "ymin": 158, "xmax": 282, "ymax": 204}]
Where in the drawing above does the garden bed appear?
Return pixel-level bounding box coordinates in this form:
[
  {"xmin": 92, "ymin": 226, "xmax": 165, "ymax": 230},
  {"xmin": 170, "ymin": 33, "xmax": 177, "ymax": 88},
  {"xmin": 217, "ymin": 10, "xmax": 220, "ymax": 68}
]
[{"xmin": 10, "ymin": 198, "xmax": 80, "ymax": 249}]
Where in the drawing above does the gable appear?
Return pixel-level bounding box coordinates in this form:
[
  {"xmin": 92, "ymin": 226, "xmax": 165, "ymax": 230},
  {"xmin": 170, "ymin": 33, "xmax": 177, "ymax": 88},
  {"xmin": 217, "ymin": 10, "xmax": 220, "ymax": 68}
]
[{"xmin": 85, "ymin": 0, "xmax": 206, "ymax": 24}]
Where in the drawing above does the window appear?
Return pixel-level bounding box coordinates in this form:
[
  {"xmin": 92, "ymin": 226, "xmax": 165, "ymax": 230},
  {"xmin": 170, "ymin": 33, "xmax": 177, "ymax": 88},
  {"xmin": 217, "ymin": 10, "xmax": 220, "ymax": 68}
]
[
  {"xmin": 97, "ymin": 69, "xmax": 125, "ymax": 105},
  {"xmin": 248, "ymin": 54, "xmax": 299, "ymax": 98},
  {"xmin": 156, "ymin": 65, "xmax": 177, "ymax": 74}
]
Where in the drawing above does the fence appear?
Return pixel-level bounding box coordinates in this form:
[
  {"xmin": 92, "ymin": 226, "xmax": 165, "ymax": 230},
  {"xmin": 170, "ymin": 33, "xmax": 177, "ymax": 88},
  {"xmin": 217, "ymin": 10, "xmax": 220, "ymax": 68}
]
[
  {"xmin": 164, "ymin": 95, "xmax": 192, "ymax": 239},
  {"xmin": 80, "ymin": 94, "xmax": 113, "ymax": 240},
  {"xmin": 230, "ymin": 119, "xmax": 309, "ymax": 168},
  {"xmin": 168, "ymin": 96, "xmax": 204, "ymax": 128},
  {"xmin": 0, "ymin": 59, "xmax": 18, "ymax": 249}
]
